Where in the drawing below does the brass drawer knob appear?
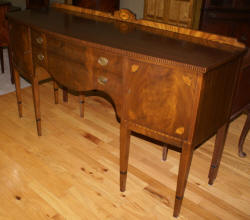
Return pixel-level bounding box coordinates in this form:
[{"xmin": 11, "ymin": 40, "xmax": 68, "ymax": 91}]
[
  {"xmin": 97, "ymin": 76, "xmax": 108, "ymax": 85},
  {"xmin": 98, "ymin": 57, "xmax": 109, "ymax": 66},
  {"xmin": 37, "ymin": 54, "xmax": 44, "ymax": 61},
  {"xmin": 36, "ymin": 37, "xmax": 43, "ymax": 44}
]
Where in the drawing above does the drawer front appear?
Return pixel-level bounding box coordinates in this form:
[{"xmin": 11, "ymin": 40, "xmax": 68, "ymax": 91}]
[
  {"xmin": 47, "ymin": 39, "xmax": 93, "ymax": 91},
  {"xmin": 31, "ymin": 29, "xmax": 46, "ymax": 48},
  {"xmin": 124, "ymin": 60, "xmax": 198, "ymax": 141},
  {"xmin": 47, "ymin": 52, "xmax": 92, "ymax": 91},
  {"xmin": 47, "ymin": 34, "xmax": 86, "ymax": 63},
  {"xmin": 93, "ymin": 66, "xmax": 123, "ymax": 115},
  {"xmin": 91, "ymin": 48, "xmax": 123, "ymax": 75},
  {"xmin": 9, "ymin": 21, "xmax": 33, "ymax": 79},
  {"xmin": 32, "ymin": 45, "xmax": 48, "ymax": 69}
]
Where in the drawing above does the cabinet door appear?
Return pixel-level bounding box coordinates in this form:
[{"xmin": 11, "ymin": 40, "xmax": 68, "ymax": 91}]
[
  {"xmin": 124, "ymin": 59, "xmax": 198, "ymax": 141},
  {"xmin": 144, "ymin": 0, "xmax": 165, "ymax": 22},
  {"xmin": 168, "ymin": 0, "xmax": 194, "ymax": 27},
  {"xmin": 144, "ymin": 0, "xmax": 199, "ymax": 28}
]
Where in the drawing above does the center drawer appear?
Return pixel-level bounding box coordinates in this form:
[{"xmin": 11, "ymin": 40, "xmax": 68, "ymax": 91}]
[{"xmin": 46, "ymin": 34, "xmax": 87, "ymax": 63}]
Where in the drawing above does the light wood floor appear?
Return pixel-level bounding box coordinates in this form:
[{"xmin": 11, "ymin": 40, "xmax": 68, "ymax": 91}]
[{"xmin": 0, "ymin": 82, "xmax": 249, "ymax": 220}]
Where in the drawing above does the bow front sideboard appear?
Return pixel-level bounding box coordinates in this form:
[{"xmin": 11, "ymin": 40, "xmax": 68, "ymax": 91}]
[{"xmin": 7, "ymin": 4, "xmax": 246, "ymax": 217}]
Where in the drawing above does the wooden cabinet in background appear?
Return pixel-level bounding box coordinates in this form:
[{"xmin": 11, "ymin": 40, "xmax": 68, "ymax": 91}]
[
  {"xmin": 72, "ymin": 0, "xmax": 119, "ymax": 13},
  {"xmin": 26, "ymin": 0, "xmax": 49, "ymax": 9},
  {"xmin": 144, "ymin": 0, "xmax": 202, "ymax": 28}
]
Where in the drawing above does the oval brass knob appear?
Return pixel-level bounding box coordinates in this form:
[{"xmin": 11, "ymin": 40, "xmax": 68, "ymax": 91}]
[
  {"xmin": 98, "ymin": 57, "xmax": 109, "ymax": 66},
  {"xmin": 36, "ymin": 37, "xmax": 43, "ymax": 44},
  {"xmin": 97, "ymin": 76, "xmax": 108, "ymax": 85},
  {"xmin": 37, "ymin": 54, "xmax": 44, "ymax": 61}
]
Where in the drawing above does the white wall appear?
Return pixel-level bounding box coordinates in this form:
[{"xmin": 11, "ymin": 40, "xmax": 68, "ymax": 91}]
[
  {"xmin": 10, "ymin": 0, "xmax": 26, "ymax": 9},
  {"xmin": 120, "ymin": 0, "xmax": 144, "ymax": 19}
]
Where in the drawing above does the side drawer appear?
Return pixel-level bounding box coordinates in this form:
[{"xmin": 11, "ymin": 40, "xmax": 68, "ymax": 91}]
[
  {"xmin": 31, "ymin": 29, "xmax": 46, "ymax": 48},
  {"xmin": 93, "ymin": 66, "xmax": 123, "ymax": 115},
  {"xmin": 32, "ymin": 45, "xmax": 48, "ymax": 69},
  {"xmin": 91, "ymin": 48, "xmax": 123, "ymax": 75}
]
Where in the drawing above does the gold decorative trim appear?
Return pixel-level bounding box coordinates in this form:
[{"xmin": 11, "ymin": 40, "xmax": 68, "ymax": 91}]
[
  {"xmin": 182, "ymin": 76, "xmax": 192, "ymax": 86},
  {"xmin": 131, "ymin": 64, "xmax": 139, "ymax": 72},
  {"xmin": 175, "ymin": 127, "xmax": 185, "ymax": 135},
  {"xmin": 114, "ymin": 9, "xmax": 136, "ymax": 22}
]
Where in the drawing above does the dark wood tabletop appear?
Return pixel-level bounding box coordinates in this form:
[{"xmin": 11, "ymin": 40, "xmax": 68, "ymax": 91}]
[{"xmin": 7, "ymin": 8, "xmax": 243, "ymax": 70}]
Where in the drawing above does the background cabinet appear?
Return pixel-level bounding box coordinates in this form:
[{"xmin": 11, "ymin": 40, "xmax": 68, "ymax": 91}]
[
  {"xmin": 26, "ymin": 0, "xmax": 49, "ymax": 9},
  {"xmin": 72, "ymin": 0, "xmax": 119, "ymax": 13},
  {"xmin": 143, "ymin": 0, "xmax": 202, "ymax": 28}
]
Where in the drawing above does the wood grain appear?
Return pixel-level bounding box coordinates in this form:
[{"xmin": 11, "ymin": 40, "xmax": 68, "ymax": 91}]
[
  {"xmin": 7, "ymin": 6, "xmax": 247, "ymax": 217},
  {"xmin": 0, "ymin": 82, "xmax": 249, "ymax": 219},
  {"xmin": 51, "ymin": 3, "xmax": 245, "ymax": 48}
]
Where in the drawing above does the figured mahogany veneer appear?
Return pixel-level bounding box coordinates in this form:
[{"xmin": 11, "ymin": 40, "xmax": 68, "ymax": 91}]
[{"xmin": 7, "ymin": 4, "xmax": 246, "ymax": 217}]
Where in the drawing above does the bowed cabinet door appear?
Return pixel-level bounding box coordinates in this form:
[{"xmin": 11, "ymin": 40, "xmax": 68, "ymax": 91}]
[
  {"xmin": 123, "ymin": 59, "xmax": 198, "ymax": 143},
  {"xmin": 9, "ymin": 21, "xmax": 33, "ymax": 80}
]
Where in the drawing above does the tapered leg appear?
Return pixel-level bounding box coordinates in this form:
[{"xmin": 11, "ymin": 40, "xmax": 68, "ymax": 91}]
[
  {"xmin": 238, "ymin": 111, "xmax": 250, "ymax": 157},
  {"xmin": 162, "ymin": 144, "xmax": 169, "ymax": 161},
  {"xmin": 13, "ymin": 68, "xmax": 22, "ymax": 117},
  {"xmin": 63, "ymin": 87, "xmax": 68, "ymax": 102},
  {"xmin": 32, "ymin": 76, "xmax": 41, "ymax": 136},
  {"xmin": 79, "ymin": 93, "xmax": 85, "ymax": 118},
  {"xmin": 208, "ymin": 123, "xmax": 229, "ymax": 185},
  {"xmin": 7, "ymin": 47, "xmax": 15, "ymax": 84},
  {"xmin": 173, "ymin": 143, "xmax": 194, "ymax": 217},
  {"xmin": 0, "ymin": 47, "xmax": 4, "ymax": 73},
  {"xmin": 120, "ymin": 121, "xmax": 131, "ymax": 192},
  {"xmin": 53, "ymin": 81, "xmax": 59, "ymax": 104}
]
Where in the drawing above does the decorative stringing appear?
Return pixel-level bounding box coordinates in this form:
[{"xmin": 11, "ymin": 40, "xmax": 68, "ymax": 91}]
[{"xmin": 124, "ymin": 120, "xmax": 188, "ymax": 144}]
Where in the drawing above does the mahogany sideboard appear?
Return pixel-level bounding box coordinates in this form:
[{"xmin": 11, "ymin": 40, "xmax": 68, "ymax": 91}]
[{"xmin": 7, "ymin": 4, "xmax": 246, "ymax": 217}]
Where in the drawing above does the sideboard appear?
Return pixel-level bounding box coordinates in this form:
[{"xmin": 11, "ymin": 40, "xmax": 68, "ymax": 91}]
[{"xmin": 7, "ymin": 4, "xmax": 246, "ymax": 217}]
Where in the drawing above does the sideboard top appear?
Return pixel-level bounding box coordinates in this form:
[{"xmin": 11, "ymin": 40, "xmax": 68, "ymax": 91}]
[{"xmin": 7, "ymin": 7, "xmax": 245, "ymax": 71}]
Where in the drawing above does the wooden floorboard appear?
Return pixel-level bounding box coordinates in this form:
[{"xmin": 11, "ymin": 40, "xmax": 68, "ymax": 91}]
[{"xmin": 0, "ymin": 82, "xmax": 249, "ymax": 220}]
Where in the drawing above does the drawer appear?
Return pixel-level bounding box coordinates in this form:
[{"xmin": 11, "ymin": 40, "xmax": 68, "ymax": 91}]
[
  {"xmin": 46, "ymin": 34, "xmax": 87, "ymax": 63},
  {"xmin": 31, "ymin": 29, "xmax": 46, "ymax": 48},
  {"xmin": 92, "ymin": 48, "xmax": 123, "ymax": 74},
  {"xmin": 32, "ymin": 45, "xmax": 48, "ymax": 69},
  {"xmin": 47, "ymin": 51, "xmax": 93, "ymax": 91},
  {"xmin": 93, "ymin": 67, "xmax": 123, "ymax": 116},
  {"xmin": 93, "ymin": 67, "xmax": 122, "ymax": 92}
]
